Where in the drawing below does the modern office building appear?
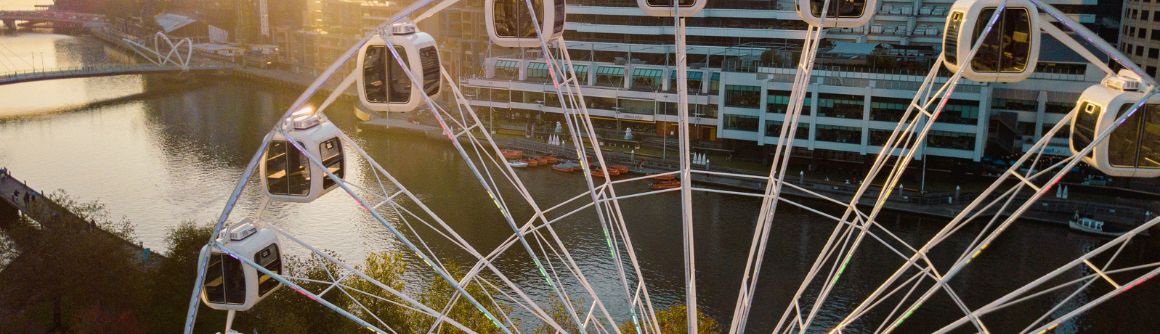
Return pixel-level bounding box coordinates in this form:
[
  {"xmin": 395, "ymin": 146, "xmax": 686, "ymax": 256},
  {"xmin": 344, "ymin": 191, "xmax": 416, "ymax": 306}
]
[
  {"xmin": 458, "ymin": 0, "xmax": 1118, "ymax": 168},
  {"xmin": 1120, "ymin": 0, "xmax": 1160, "ymax": 79}
]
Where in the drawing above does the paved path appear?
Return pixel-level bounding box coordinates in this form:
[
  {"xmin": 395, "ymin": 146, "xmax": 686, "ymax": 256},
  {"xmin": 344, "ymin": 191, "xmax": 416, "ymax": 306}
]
[{"xmin": 0, "ymin": 169, "xmax": 161, "ymax": 267}]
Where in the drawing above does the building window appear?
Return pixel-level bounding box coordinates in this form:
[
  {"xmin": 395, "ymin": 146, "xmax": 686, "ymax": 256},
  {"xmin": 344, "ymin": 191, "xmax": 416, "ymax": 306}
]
[
  {"xmin": 870, "ymin": 97, "xmax": 912, "ymax": 122},
  {"xmin": 1145, "ymin": 11, "xmax": 1152, "ymax": 20},
  {"xmin": 709, "ymin": 72, "xmax": 721, "ymax": 95},
  {"xmin": 1150, "ymin": 48, "xmax": 1159, "ymax": 59},
  {"xmin": 817, "ymin": 93, "xmax": 864, "ymax": 119},
  {"xmin": 670, "ymin": 70, "xmax": 704, "ymax": 93},
  {"xmin": 927, "ymin": 131, "xmax": 976, "ymax": 150},
  {"xmin": 993, "ymin": 97, "xmax": 1038, "ymax": 112},
  {"xmin": 630, "ymin": 68, "xmax": 663, "ymax": 91},
  {"xmin": 724, "ymin": 114, "xmax": 760, "ymax": 131},
  {"xmin": 619, "ymin": 99, "xmax": 656, "ymax": 115},
  {"xmin": 868, "ymin": 129, "xmax": 893, "ymax": 146},
  {"xmin": 816, "ymin": 125, "xmax": 862, "ymax": 144},
  {"xmin": 494, "ymin": 60, "xmax": 519, "ymax": 80},
  {"xmin": 1045, "ymin": 101, "xmax": 1073, "ymax": 114},
  {"xmin": 724, "ymin": 85, "xmax": 761, "ymax": 108},
  {"xmin": 595, "ymin": 66, "xmax": 625, "ymax": 88},
  {"xmin": 767, "ymin": 90, "xmax": 811, "ymax": 115},
  {"xmin": 940, "ymin": 99, "xmax": 980, "ymax": 124},
  {"xmin": 1148, "ymin": 66, "xmax": 1157, "ymax": 77},
  {"xmin": 1137, "ymin": 45, "xmax": 1146, "ymax": 57},
  {"xmin": 1153, "ymin": 29, "xmax": 1160, "ymax": 41},
  {"xmin": 527, "ymin": 62, "xmax": 549, "ymax": 82},
  {"xmin": 1139, "ymin": 28, "xmax": 1147, "ymax": 39},
  {"xmin": 765, "ymin": 120, "xmax": 810, "ymax": 139},
  {"xmin": 572, "ymin": 64, "xmax": 590, "ymax": 85},
  {"xmin": 1129, "ymin": 26, "xmax": 1137, "ymax": 36}
]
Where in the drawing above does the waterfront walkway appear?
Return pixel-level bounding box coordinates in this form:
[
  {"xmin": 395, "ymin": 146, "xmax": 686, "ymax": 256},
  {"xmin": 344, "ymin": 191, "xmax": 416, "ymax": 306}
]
[{"xmin": 0, "ymin": 169, "xmax": 160, "ymax": 267}]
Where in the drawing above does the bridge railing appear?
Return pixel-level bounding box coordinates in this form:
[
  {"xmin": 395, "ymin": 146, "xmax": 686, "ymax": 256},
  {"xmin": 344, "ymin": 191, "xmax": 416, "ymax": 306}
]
[{"xmin": 0, "ymin": 64, "xmax": 227, "ymax": 82}]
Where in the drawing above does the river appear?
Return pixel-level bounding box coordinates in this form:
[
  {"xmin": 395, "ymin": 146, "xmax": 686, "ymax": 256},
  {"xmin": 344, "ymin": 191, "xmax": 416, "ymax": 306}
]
[{"xmin": 1, "ymin": 22, "xmax": 1158, "ymax": 332}]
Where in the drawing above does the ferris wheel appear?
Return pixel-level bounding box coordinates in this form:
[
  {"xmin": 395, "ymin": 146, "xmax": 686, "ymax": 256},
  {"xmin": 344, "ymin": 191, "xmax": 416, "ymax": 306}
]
[{"xmin": 182, "ymin": 0, "xmax": 1160, "ymax": 332}]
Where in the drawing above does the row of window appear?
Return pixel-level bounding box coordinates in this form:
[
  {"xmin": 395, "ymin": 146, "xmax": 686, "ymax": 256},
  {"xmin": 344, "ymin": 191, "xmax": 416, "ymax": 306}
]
[
  {"xmin": 1123, "ymin": 25, "xmax": 1160, "ymax": 42},
  {"xmin": 492, "ymin": 61, "xmax": 722, "ymax": 92},
  {"xmin": 1126, "ymin": 8, "xmax": 1160, "ymax": 22},
  {"xmin": 568, "ymin": 0, "xmax": 783, "ymax": 10},
  {"xmin": 465, "ymin": 86, "xmax": 719, "ymax": 118},
  {"xmin": 566, "ymin": 14, "xmax": 809, "ymax": 31},
  {"xmin": 725, "ymin": 115, "xmax": 977, "ymax": 150},
  {"xmin": 752, "ymin": 90, "xmax": 980, "ymax": 125}
]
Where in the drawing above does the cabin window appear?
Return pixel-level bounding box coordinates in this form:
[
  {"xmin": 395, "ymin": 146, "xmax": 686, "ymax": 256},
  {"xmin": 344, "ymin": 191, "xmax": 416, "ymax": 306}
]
[
  {"xmin": 971, "ymin": 7, "xmax": 1032, "ymax": 73},
  {"xmin": 387, "ymin": 46, "xmax": 411, "ymax": 103},
  {"xmin": 646, "ymin": 0, "xmax": 698, "ymax": 7},
  {"xmin": 205, "ymin": 252, "xmax": 246, "ymax": 304},
  {"xmin": 319, "ymin": 138, "xmax": 344, "ymax": 189},
  {"xmin": 420, "ymin": 46, "xmax": 441, "ymax": 96},
  {"xmin": 1110, "ymin": 103, "xmax": 1160, "ymax": 168},
  {"xmin": 363, "ymin": 46, "xmax": 389, "ymax": 103},
  {"xmin": 255, "ymin": 244, "xmax": 282, "ymax": 296},
  {"xmin": 494, "ymin": 0, "xmax": 543, "ymax": 38},
  {"xmin": 810, "ymin": 0, "xmax": 867, "ymax": 19},
  {"xmin": 266, "ymin": 140, "xmax": 310, "ymax": 196},
  {"xmin": 553, "ymin": 0, "xmax": 566, "ymax": 34},
  {"xmin": 944, "ymin": 12, "xmax": 964, "ymax": 65},
  {"xmin": 1072, "ymin": 101, "xmax": 1099, "ymax": 154}
]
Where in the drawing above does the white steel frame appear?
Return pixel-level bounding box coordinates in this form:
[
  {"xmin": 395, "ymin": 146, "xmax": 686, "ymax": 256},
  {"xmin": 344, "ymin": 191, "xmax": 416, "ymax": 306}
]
[{"xmin": 182, "ymin": 0, "xmax": 1160, "ymax": 332}]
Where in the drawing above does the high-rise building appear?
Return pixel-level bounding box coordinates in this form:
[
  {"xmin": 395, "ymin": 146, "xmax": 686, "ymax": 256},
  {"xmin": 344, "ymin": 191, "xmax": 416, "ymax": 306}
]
[
  {"xmin": 1119, "ymin": 0, "xmax": 1160, "ymax": 79},
  {"xmin": 458, "ymin": 1, "xmax": 1118, "ymax": 169}
]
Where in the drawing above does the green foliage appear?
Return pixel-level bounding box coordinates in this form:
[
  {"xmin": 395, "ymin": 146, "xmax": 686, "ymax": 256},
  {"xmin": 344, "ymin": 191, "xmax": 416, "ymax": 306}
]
[
  {"xmin": 411, "ymin": 262, "xmax": 514, "ymax": 333},
  {"xmin": 0, "ymin": 190, "xmax": 147, "ymax": 332},
  {"xmin": 142, "ymin": 221, "xmax": 224, "ymax": 332},
  {"xmin": 620, "ymin": 304, "xmax": 722, "ymax": 334}
]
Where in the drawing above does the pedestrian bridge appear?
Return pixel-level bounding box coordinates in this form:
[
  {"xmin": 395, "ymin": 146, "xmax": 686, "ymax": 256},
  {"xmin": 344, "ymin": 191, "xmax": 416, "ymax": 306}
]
[
  {"xmin": 0, "ymin": 10, "xmax": 104, "ymax": 29},
  {"xmin": 0, "ymin": 64, "xmax": 230, "ymax": 86}
]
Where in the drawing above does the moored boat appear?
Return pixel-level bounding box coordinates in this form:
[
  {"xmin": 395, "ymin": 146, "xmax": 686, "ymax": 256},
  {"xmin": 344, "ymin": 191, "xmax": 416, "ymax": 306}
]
[
  {"xmin": 1068, "ymin": 213, "xmax": 1128, "ymax": 237},
  {"xmin": 509, "ymin": 160, "xmax": 529, "ymax": 168},
  {"xmin": 650, "ymin": 180, "xmax": 681, "ymax": 190},
  {"xmin": 501, "ymin": 149, "xmax": 524, "ymax": 160},
  {"xmin": 552, "ymin": 162, "xmax": 580, "ymax": 173},
  {"xmin": 523, "ymin": 158, "xmax": 540, "ymax": 167},
  {"xmin": 651, "ymin": 174, "xmax": 676, "ymax": 181},
  {"xmin": 609, "ymin": 165, "xmax": 630, "ymax": 175}
]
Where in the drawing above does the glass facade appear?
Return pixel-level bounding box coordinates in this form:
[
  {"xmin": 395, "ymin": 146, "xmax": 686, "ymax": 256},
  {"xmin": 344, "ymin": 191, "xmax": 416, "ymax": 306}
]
[
  {"xmin": 725, "ymin": 85, "xmax": 761, "ymax": 108},
  {"xmin": 870, "ymin": 97, "xmax": 911, "ymax": 122},
  {"xmin": 817, "ymin": 93, "xmax": 864, "ymax": 119},
  {"xmin": 724, "ymin": 114, "xmax": 760, "ymax": 131},
  {"xmin": 816, "ymin": 124, "xmax": 862, "ymax": 144},
  {"xmin": 596, "ymin": 66, "xmax": 626, "ymax": 88}
]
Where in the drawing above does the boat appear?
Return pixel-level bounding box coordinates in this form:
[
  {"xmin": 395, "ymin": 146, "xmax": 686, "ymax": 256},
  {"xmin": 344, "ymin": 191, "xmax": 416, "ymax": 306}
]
[
  {"xmin": 543, "ymin": 156, "xmax": 560, "ymax": 164},
  {"xmin": 1068, "ymin": 213, "xmax": 1128, "ymax": 237},
  {"xmin": 592, "ymin": 169, "xmax": 607, "ymax": 177},
  {"xmin": 508, "ymin": 160, "xmax": 528, "ymax": 168},
  {"xmin": 501, "ymin": 149, "xmax": 524, "ymax": 160},
  {"xmin": 522, "ymin": 158, "xmax": 540, "ymax": 167},
  {"xmin": 552, "ymin": 162, "xmax": 580, "ymax": 173},
  {"xmin": 651, "ymin": 174, "xmax": 676, "ymax": 181},
  {"xmin": 535, "ymin": 156, "xmax": 553, "ymax": 165},
  {"xmin": 650, "ymin": 180, "xmax": 681, "ymax": 190},
  {"xmin": 609, "ymin": 165, "xmax": 630, "ymax": 175}
]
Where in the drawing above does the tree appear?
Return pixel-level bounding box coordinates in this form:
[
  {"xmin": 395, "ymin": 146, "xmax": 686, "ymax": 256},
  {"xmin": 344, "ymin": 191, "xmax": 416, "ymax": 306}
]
[
  {"xmin": 412, "ymin": 262, "xmax": 514, "ymax": 333},
  {"xmin": 620, "ymin": 304, "xmax": 722, "ymax": 334},
  {"xmin": 141, "ymin": 221, "xmax": 225, "ymax": 333},
  {"xmin": 0, "ymin": 191, "xmax": 146, "ymax": 332}
]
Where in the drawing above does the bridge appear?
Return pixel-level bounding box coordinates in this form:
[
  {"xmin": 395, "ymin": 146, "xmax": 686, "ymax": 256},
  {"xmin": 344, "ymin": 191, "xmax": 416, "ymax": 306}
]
[
  {"xmin": 0, "ymin": 10, "xmax": 104, "ymax": 30},
  {"xmin": 0, "ymin": 64, "xmax": 229, "ymax": 86}
]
